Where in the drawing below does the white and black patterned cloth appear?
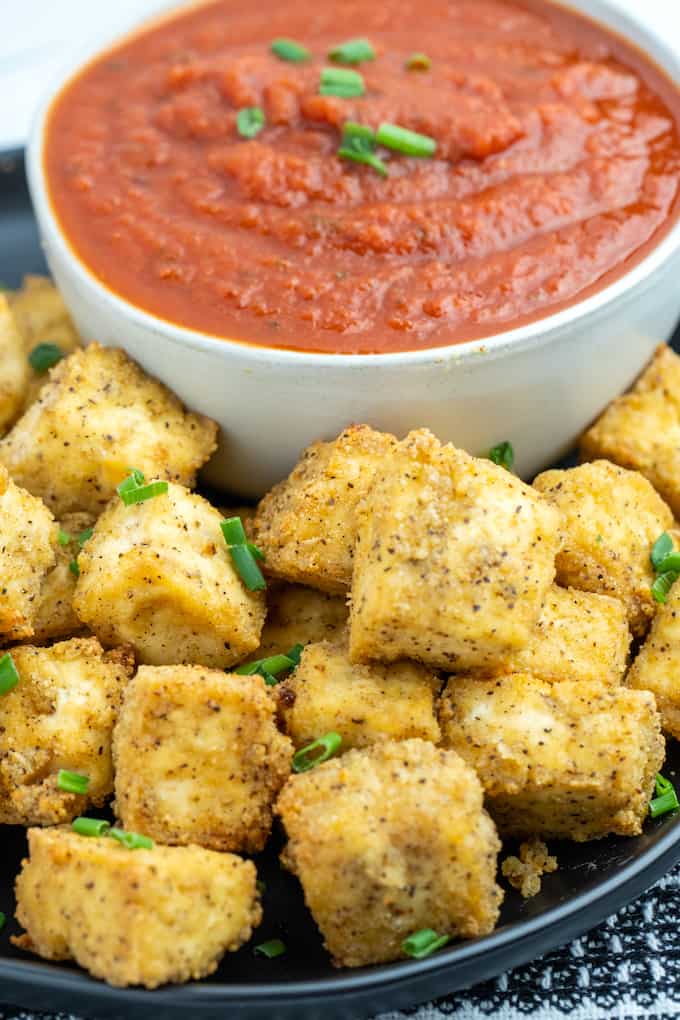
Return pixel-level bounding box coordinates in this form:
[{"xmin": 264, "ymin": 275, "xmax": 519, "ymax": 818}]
[{"xmin": 3, "ymin": 863, "xmax": 680, "ymax": 1020}]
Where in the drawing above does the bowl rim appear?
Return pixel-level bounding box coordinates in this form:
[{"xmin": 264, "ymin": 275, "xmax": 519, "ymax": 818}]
[{"xmin": 26, "ymin": 0, "xmax": 680, "ymax": 368}]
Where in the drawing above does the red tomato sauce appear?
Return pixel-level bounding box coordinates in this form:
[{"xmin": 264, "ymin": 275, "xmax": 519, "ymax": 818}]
[{"xmin": 45, "ymin": 0, "xmax": 680, "ymax": 355}]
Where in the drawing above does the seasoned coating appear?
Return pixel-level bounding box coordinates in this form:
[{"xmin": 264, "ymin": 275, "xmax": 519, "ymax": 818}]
[
  {"xmin": 349, "ymin": 429, "xmax": 560, "ymax": 672},
  {"xmin": 74, "ymin": 482, "xmax": 265, "ymax": 668},
  {"xmin": 0, "ymin": 638, "xmax": 133, "ymax": 826},
  {"xmin": 496, "ymin": 585, "xmax": 630, "ymax": 685},
  {"xmin": 114, "ymin": 666, "xmax": 292, "ymax": 853},
  {"xmin": 439, "ymin": 674, "xmax": 663, "ymax": 841},
  {"xmin": 254, "ymin": 425, "xmax": 398, "ymax": 593},
  {"xmin": 14, "ymin": 826, "xmax": 260, "ymax": 989},
  {"xmin": 31, "ymin": 512, "xmax": 95, "ymax": 644},
  {"xmin": 278, "ymin": 638, "xmax": 441, "ymax": 749},
  {"xmin": 8, "ymin": 275, "xmax": 81, "ymax": 411},
  {"xmin": 0, "ymin": 344, "xmax": 217, "ymax": 516},
  {"xmin": 580, "ymin": 345, "xmax": 680, "ymax": 518},
  {"xmin": 533, "ymin": 460, "xmax": 673, "ymax": 636},
  {"xmin": 255, "ymin": 583, "xmax": 348, "ymax": 659},
  {"xmin": 277, "ymin": 739, "xmax": 502, "ymax": 967},
  {"xmin": 0, "ymin": 464, "xmax": 57, "ymax": 641},
  {"xmin": 0, "ymin": 294, "xmax": 29, "ymax": 432},
  {"xmin": 627, "ymin": 578, "xmax": 680, "ymax": 739}
]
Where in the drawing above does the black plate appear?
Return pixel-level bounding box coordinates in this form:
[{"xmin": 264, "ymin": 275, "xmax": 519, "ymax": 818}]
[{"xmin": 2, "ymin": 151, "xmax": 680, "ymax": 1020}]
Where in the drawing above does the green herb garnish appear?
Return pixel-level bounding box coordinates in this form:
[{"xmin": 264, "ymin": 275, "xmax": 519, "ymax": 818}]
[
  {"xmin": 652, "ymin": 571, "xmax": 679, "ymax": 605},
  {"xmin": 329, "ymin": 38, "xmax": 375, "ymax": 65},
  {"xmin": 271, "ymin": 38, "xmax": 311, "ymax": 62},
  {"xmin": 651, "ymin": 532, "xmax": 674, "ymax": 571},
  {"xmin": 117, "ymin": 469, "xmax": 168, "ymax": 506},
  {"xmin": 28, "ymin": 342, "xmax": 64, "ymax": 374},
  {"xmin": 72, "ymin": 817, "xmax": 111, "ymax": 837},
  {"xmin": 320, "ymin": 67, "xmax": 366, "ymax": 98},
  {"xmin": 254, "ymin": 938, "xmax": 286, "ymax": 958},
  {"xmin": 237, "ymin": 107, "xmax": 265, "ymax": 139},
  {"xmin": 488, "ymin": 441, "xmax": 515, "ymax": 472},
  {"xmin": 650, "ymin": 773, "xmax": 679, "ymax": 818},
  {"xmin": 402, "ymin": 929, "xmax": 450, "ymax": 959},
  {"xmin": 58, "ymin": 769, "xmax": 90, "ymax": 795},
  {"xmin": 220, "ymin": 516, "xmax": 266, "ymax": 591},
  {"xmin": 0, "ymin": 653, "xmax": 19, "ymax": 696},
  {"xmin": 292, "ymin": 732, "xmax": 342, "ymax": 773},
  {"xmin": 109, "ymin": 827, "xmax": 154, "ymax": 850},
  {"xmin": 375, "ymin": 122, "xmax": 437, "ymax": 157}
]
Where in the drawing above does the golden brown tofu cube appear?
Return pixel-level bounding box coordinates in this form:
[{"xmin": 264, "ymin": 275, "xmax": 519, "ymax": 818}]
[
  {"xmin": 581, "ymin": 345, "xmax": 680, "ymax": 518},
  {"xmin": 0, "ymin": 638, "xmax": 133, "ymax": 825},
  {"xmin": 278, "ymin": 639, "xmax": 441, "ymax": 749},
  {"xmin": 533, "ymin": 460, "xmax": 673, "ymax": 636},
  {"xmin": 0, "ymin": 344, "xmax": 217, "ymax": 516},
  {"xmin": 277, "ymin": 738, "xmax": 502, "ymax": 967},
  {"xmin": 255, "ymin": 583, "xmax": 348, "ymax": 659},
  {"xmin": 0, "ymin": 294, "xmax": 29, "ymax": 433},
  {"xmin": 31, "ymin": 512, "xmax": 95, "ymax": 644},
  {"xmin": 14, "ymin": 826, "xmax": 261, "ymax": 988},
  {"xmin": 74, "ymin": 483, "xmax": 265, "ymax": 668},
  {"xmin": 0, "ymin": 464, "xmax": 56, "ymax": 641},
  {"xmin": 497, "ymin": 586, "xmax": 630, "ymax": 685},
  {"xmin": 439, "ymin": 674, "xmax": 663, "ymax": 841},
  {"xmin": 349, "ymin": 430, "xmax": 560, "ymax": 672},
  {"xmin": 627, "ymin": 578, "xmax": 680, "ymax": 739},
  {"xmin": 114, "ymin": 666, "xmax": 292, "ymax": 853},
  {"xmin": 254, "ymin": 425, "xmax": 398, "ymax": 593}
]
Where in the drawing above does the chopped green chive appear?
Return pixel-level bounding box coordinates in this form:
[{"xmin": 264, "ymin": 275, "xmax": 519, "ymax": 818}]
[
  {"xmin": 338, "ymin": 146, "xmax": 388, "ymax": 176},
  {"xmin": 286, "ymin": 642, "xmax": 305, "ymax": 667},
  {"xmin": 57, "ymin": 769, "xmax": 90, "ymax": 795},
  {"xmin": 651, "ymin": 532, "xmax": 674, "ymax": 571},
  {"xmin": 338, "ymin": 121, "xmax": 387, "ymax": 177},
  {"xmin": 271, "ymin": 38, "xmax": 311, "ymax": 63},
  {"xmin": 122, "ymin": 481, "xmax": 169, "ymax": 505},
  {"xmin": 221, "ymin": 517, "xmax": 266, "ymax": 591},
  {"xmin": 69, "ymin": 559, "xmax": 80, "ymax": 577},
  {"xmin": 329, "ymin": 38, "xmax": 375, "ymax": 65},
  {"xmin": 375, "ymin": 122, "xmax": 437, "ymax": 157},
  {"xmin": 28, "ymin": 342, "xmax": 64, "ymax": 374},
  {"xmin": 488, "ymin": 441, "xmax": 515, "ymax": 472},
  {"xmin": 652, "ymin": 571, "xmax": 678, "ymax": 604},
  {"xmin": 77, "ymin": 527, "xmax": 94, "ymax": 547},
  {"xmin": 342, "ymin": 121, "xmax": 376, "ymax": 146},
  {"xmin": 0, "ymin": 653, "xmax": 19, "ymax": 696},
  {"xmin": 0, "ymin": 911, "xmax": 5, "ymax": 932},
  {"xmin": 406, "ymin": 52, "xmax": 431, "ymax": 71},
  {"xmin": 72, "ymin": 816, "xmax": 111, "ymax": 837},
  {"xmin": 236, "ymin": 647, "xmax": 302, "ymax": 685},
  {"xmin": 292, "ymin": 731, "xmax": 342, "ymax": 772},
  {"xmin": 256, "ymin": 879, "xmax": 267, "ymax": 894},
  {"xmin": 402, "ymin": 928, "xmax": 450, "ymax": 959},
  {"xmin": 58, "ymin": 528, "xmax": 72, "ymax": 546},
  {"xmin": 254, "ymin": 938, "xmax": 286, "ymax": 958},
  {"xmin": 237, "ymin": 107, "xmax": 265, "ymax": 139},
  {"xmin": 657, "ymin": 552, "xmax": 680, "ymax": 574},
  {"xmin": 650, "ymin": 773, "xmax": 679, "ymax": 818},
  {"xmin": 320, "ymin": 67, "xmax": 365, "ymax": 98},
  {"xmin": 109, "ymin": 827, "xmax": 154, "ymax": 850}
]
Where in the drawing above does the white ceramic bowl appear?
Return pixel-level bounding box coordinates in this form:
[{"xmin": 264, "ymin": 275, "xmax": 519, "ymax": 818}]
[{"xmin": 27, "ymin": 0, "xmax": 680, "ymax": 498}]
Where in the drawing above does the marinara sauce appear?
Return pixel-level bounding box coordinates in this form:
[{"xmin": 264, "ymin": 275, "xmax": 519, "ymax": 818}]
[{"xmin": 45, "ymin": 0, "xmax": 680, "ymax": 354}]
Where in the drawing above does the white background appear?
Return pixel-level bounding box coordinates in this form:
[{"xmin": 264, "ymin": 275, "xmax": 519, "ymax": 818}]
[{"xmin": 0, "ymin": 0, "xmax": 679, "ymax": 152}]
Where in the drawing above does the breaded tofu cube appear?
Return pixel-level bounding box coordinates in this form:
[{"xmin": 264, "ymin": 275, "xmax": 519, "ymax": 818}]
[
  {"xmin": 14, "ymin": 826, "xmax": 260, "ymax": 989},
  {"xmin": 0, "ymin": 638, "xmax": 133, "ymax": 825},
  {"xmin": 114, "ymin": 666, "xmax": 292, "ymax": 852},
  {"xmin": 74, "ymin": 483, "xmax": 265, "ymax": 667},
  {"xmin": 254, "ymin": 425, "xmax": 398, "ymax": 593},
  {"xmin": 439, "ymin": 674, "xmax": 663, "ymax": 841},
  {"xmin": 533, "ymin": 460, "xmax": 673, "ymax": 635},
  {"xmin": 0, "ymin": 344, "xmax": 217, "ymax": 516},
  {"xmin": 0, "ymin": 294, "xmax": 29, "ymax": 432},
  {"xmin": 496, "ymin": 586, "xmax": 630, "ymax": 685},
  {"xmin": 581, "ymin": 345, "xmax": 680, "ymax": 518},
  {"xmin": 31, "ymin": 512, "xmax": 95, "ymax": 644},
  {"xmin": 349, "ymin": 429, "xmax": 560, "ymax": 672},
  {"xmin": 278, "ymin": 638, "xmax": 441, "ymax": 749},
  {"xmin": 255, "ymin": 583, "xmax": 348, "ymax": 659},
  {"xmin": 0, "ymin": 464, "xmax": 57, "ymax": 641},
  {"xmin": 277, "ymin": 738, "xmax": 502, "ymax": 967},
  {"xmin": 627, "ymin": 578, "xmax": 680, "ymax": 739}
]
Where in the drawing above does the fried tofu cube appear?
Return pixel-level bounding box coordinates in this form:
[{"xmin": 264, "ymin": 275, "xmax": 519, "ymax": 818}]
[
  {"xmin": 74, "ymin": 483, "xmax": 265, "ymax": 668},
  {"xmin": 14, "ymin": 826, "xmax": 261, "ymax": 988},
  {"xmin": 349, "ymin": 429, "xmax": 560, "ymax": 672},
  {"xmin": 0, "ymin": 638, "xmax": 133, "ymax": 826},
  {"xmin": 277, "ymin": 738, "xmax": 502, "ymax": 967},
  {"xmin": 627, "ymin": 578, "xmax": 680, "ymax": 739},
  {"xmin": 254, "ymin": 425, "xmax": 398, "ymax": 593},
  {"xmin": 439, "ymin": 674, "xmax": 663, "ymax": 840},
  {"xmin": 498, "ymin": 586, "xmax": 630, "ymax": 684},
  {"xmin": 0, "ymin": 464, "xmax": 57, "ymax": 641},
  {"xmin": 533, "ymin": 460, "xmax": 672, "ymax": 635},
  {"xmin": 278, "ymin": 639, "xmax": 441, "ymax": 749},
  {"xmin": 31, "ymin": 512, "xmax": 95, "ymax": 644},
  {"xmin": 114, "ymin": 666, "xmax": 292, "ymax": 852},
  {"xmin": 581, "ymin": 345, "xmax": 680, "ymax": 518},
  {"xmin": 255, "ymin": 583, "xmax": 348, "ymax": 659},
  {"xmin": 0, "ymin": 344, "xmax": 217, "ymax": 516},
  {"xmin": 0, "ymin": 295, "xmax": 29, "ymax": 433}
]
